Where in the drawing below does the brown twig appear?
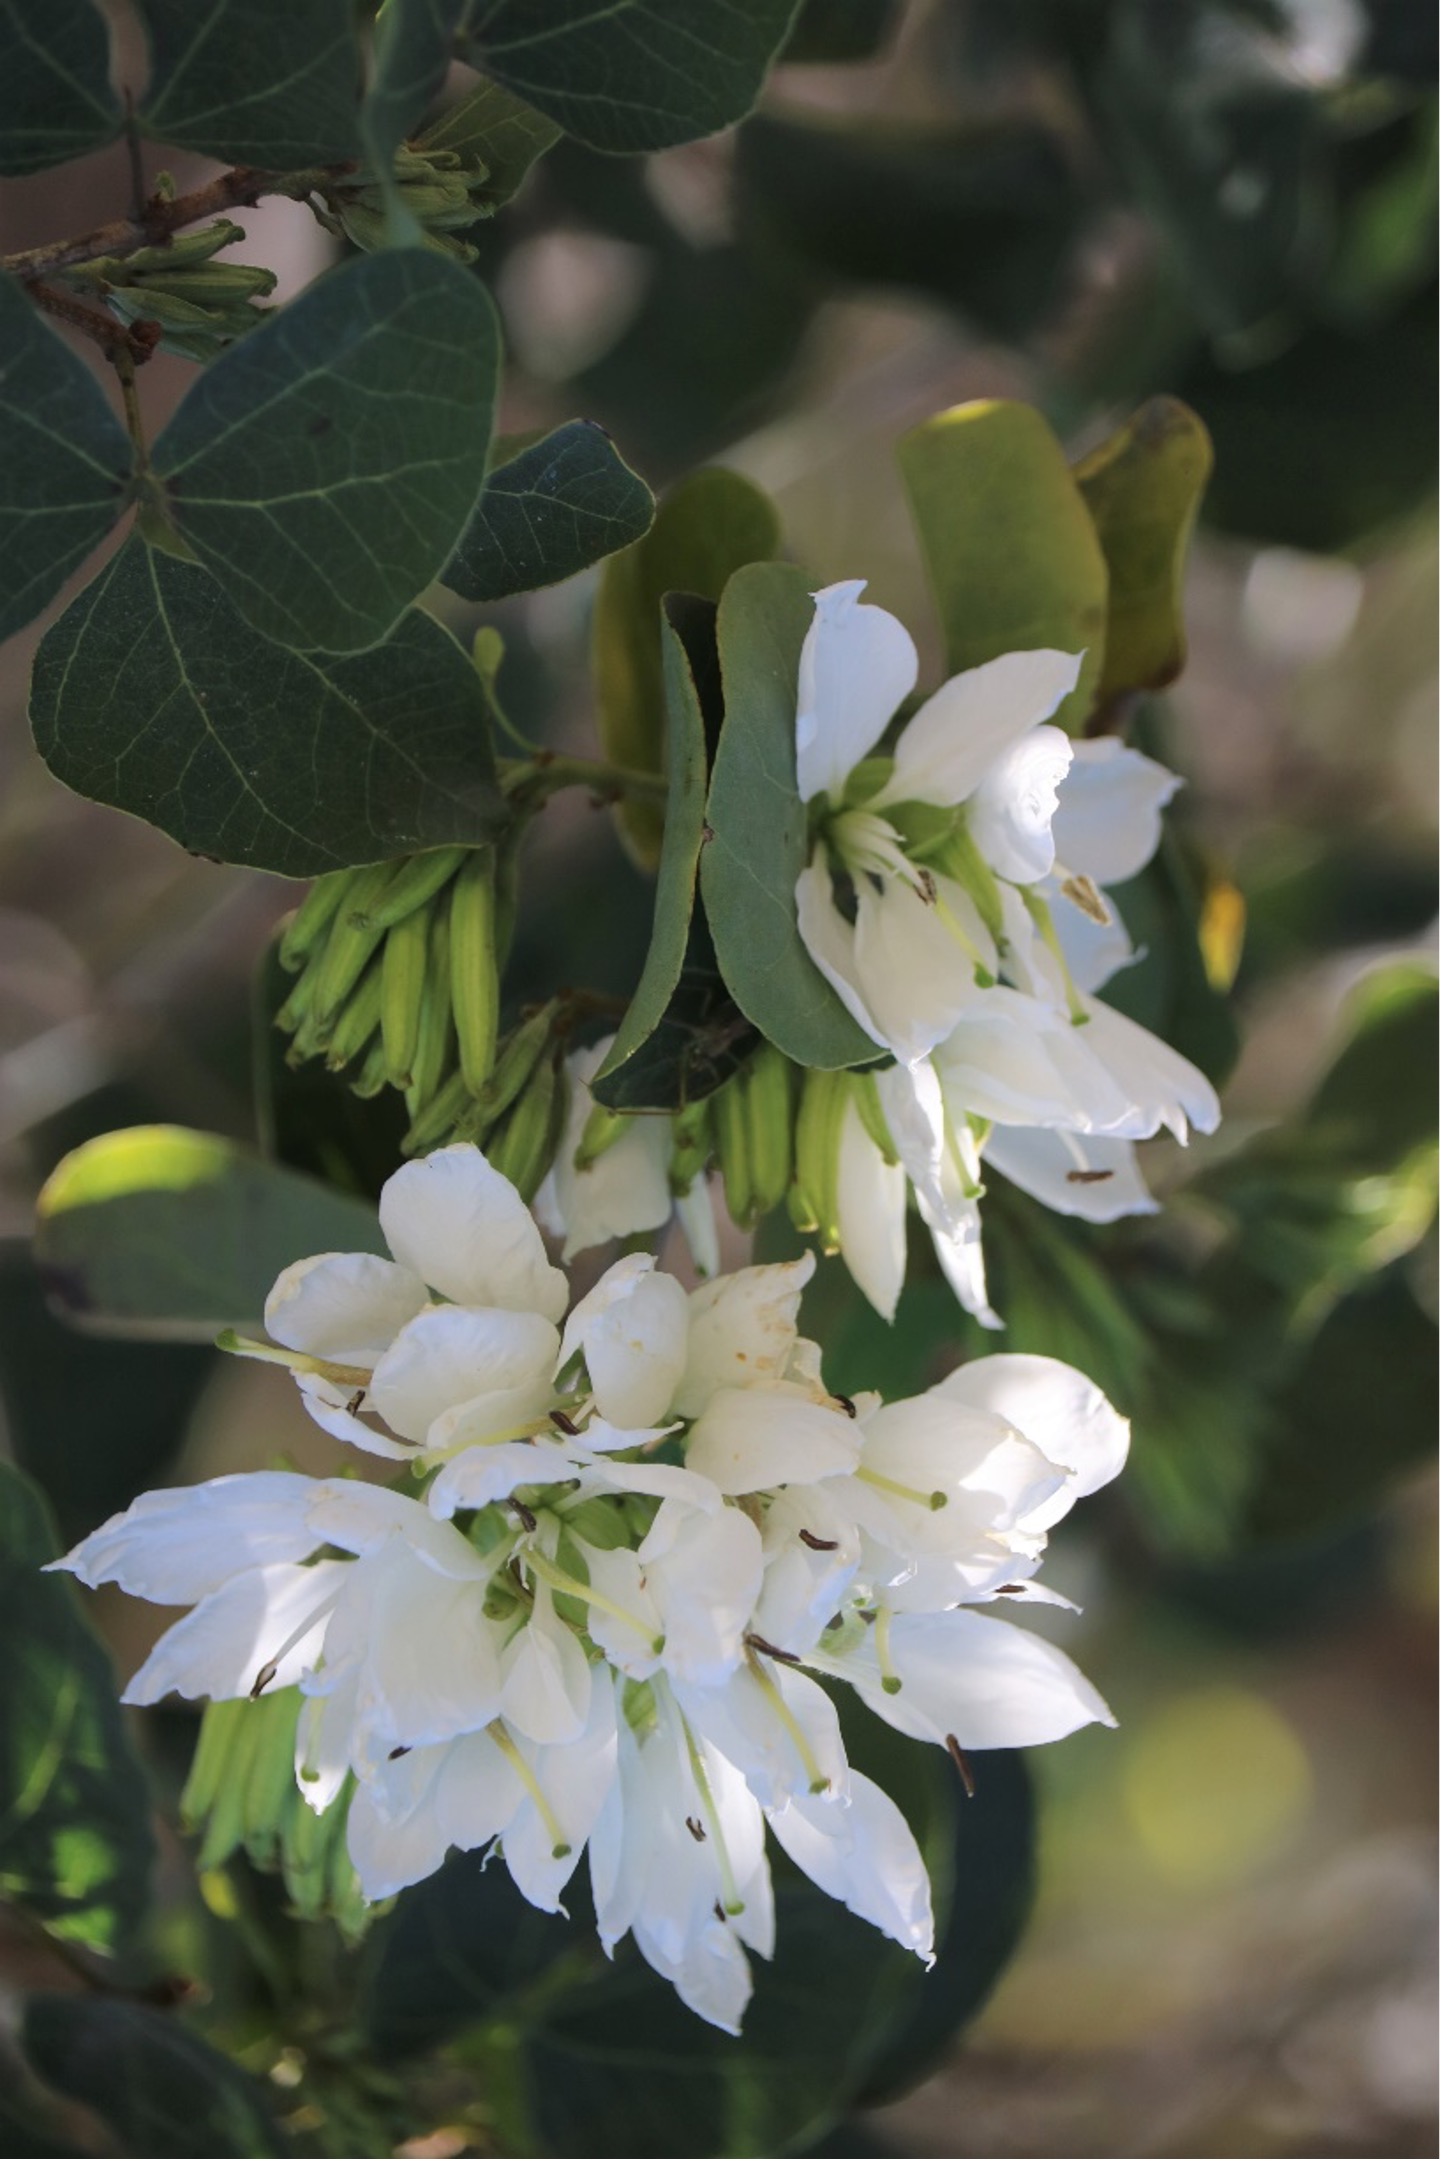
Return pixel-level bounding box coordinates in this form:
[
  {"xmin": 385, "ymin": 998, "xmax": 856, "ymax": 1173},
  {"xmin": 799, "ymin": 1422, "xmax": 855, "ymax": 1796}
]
[
  {"xmin": 1, "ymin": 163, "xmax": 354, "ymax": 282},
  {"xmin": 24, "ymin": 279, "xmax": 161, "ymax": 364}
]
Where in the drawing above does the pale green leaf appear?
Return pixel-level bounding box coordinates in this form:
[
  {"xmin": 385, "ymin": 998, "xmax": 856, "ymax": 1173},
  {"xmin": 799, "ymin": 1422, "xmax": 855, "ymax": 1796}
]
[{"xmin": 1073, "ymin": 396, "xmax": 1213, "ymax": 703}]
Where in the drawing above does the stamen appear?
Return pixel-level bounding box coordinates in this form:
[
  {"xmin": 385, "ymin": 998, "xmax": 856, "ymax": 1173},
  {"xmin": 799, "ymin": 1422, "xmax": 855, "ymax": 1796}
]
[
  {"xmin": 249, "ymin": 1582, "xmax": 343, "ymax": 1697},
  {"xmin": 218, "ymin": 1332, "xmax": 370, "ymax": 1389},
  {"xmin": 486, "ymin": 1720, "xmax": 571, "ymax": 1858},
  {"xmin": 388, "ymin": 1744, "xmax": 411, "ymax": 1761},
  {"xmin": 1059, "ymin": 872, "xmax": 1109, "ymax": 926},
  {"xmin": 527, "ymin": 1549, "xmax": 664, "ymax": 1655},
  {"xmin": 1066, "ymin": 1168, "xmax": 1114, "ymax": 1185},
  {"xmin": 799, "ymin": 1528, "xmax": 839, "ymax": 1552},
  {"xmin": 550, "ymin": 1408, "xmax": 580, "ymax": 1436},
  {"xmin": 832, "ymin": 1393, "xmax": 857, "ymax": 1419},
  {"xmin": 682, "ymin": 1719, "xmax": 745, "ymax": 1916},
  {"xmin": 508, "ymin": 1498, "xmax": 538, "ymax": 1532},
  {"xmin": 345, "ymin": 1389, "xmax": 366, "ymax": 1416},
  {"xmin": 945, "ymin": 1733, "xmax": 977, "ymax": 1797},
  {"xmin": 744, "ymin": 1631, "xmax": 801, "ymax": 1666},
  {"xmin": 858, "ymin": 1467, "xmax": 947, "ymax": 1512},
  {"xmin": 685, "ymin": 1816, "xmax": 706, "ymax": 1843},
  {"xmin": 873, "ymin": 1606, "xmax": 903, "ymax": 1696},
  {"xmin": 746, "ymin": 1648, "xmax": 830, "ymax": 1793}
]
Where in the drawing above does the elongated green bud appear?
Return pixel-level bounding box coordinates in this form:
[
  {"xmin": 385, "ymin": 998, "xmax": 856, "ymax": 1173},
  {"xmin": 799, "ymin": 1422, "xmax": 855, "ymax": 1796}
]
[
  {"xmin": 852, "ymin": 1070, "xmax": 900, "ymax": 1164},
  {"xmin": 405, "ymin": 907, "xmax": 454, "ymax": 1120},
  {"xmin": 450, "ymin": 847, "xmax": 500, "ymax": 1097},
  {"xmin": 278, "ymin": 1773, "xmax": 332, "ymax": 1914},
  {"xmin": 478, "ymin": 999, "xmax": 559, "ymax": 1124},
  {"xmin": 794, "ymin": 1068, "xmax": 849, "ymax": 1252},
  {"xmin": 742, "ymin": 1044, "xmax": 795, "ymax": 1220},
  {"xmin": 363, "ymin": 845, "xmax": 467, "ymax": 933},
  {"xmin": 242, "ymin": 1690, "xmax": 304, "ymax": 1862},
  {"xmin": 349, "ymin": 1034, "xmax": 391, "ymax": 1099},
  {"xmin": 180, "ymin": 1696, "xmax": 246, "ymax": 1832},
  {"xmin": 279, "ymin": 868, "xmax": 352, "ymax": 973},
  {"xmin": 381, "ymin": 906, "xmax": 430, "ymax": 1089},
  {"xmin": 402, "ymin": 1069, "xmax": 472, "ymax": 1156},
  {"xmin": 574, "ymin": 1099, "xmax": 630, "ymax": 1173},
  {"xmin": 310, "ymin": 862, "xmax": 394, "ymax": 1025},
  {"xmin": 669, "ymin": 1096, "xmax": 714, "ymax": 1194},
  {"xmin": 325, "ymin": 957, "xmax": 384, "ymax": 1071},
  {"xmin": 188, "ymin": 1702, "xmax": 260, "ymax": 1869},
  {"xmin": 712, "ymin": 1072, "xmax": 755, "ymax": 1230},
  {"xmin": 487, "ymin": 1053, "xmax": 564, "ymax": 1201}
]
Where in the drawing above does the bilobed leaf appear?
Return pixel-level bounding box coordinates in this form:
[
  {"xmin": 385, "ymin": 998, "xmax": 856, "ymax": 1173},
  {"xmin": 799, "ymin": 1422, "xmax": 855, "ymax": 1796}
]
[
  {"xmin": 22, "ymin": 1996, "xmax": 289, "ymax": 2159},
  {"xmin": 34, "ymin": 1124, "xmax": 386, "ymax": 1340},
  {"xmin": 595, "ymin": 467, "xmax": 781, "ymax": 868},
  {"xmin": 460, "ymin": 0, "xmax": 803, "ymax": 153},
  {"xmin": 30, "ymin": 540, "xmax": 507, "ymax": 878},
  {"xmin": 417, "ymin": 71, "xmax": 561, "ymax": 206},
  {"xmin": 702, "ymin": 560, "xmax": 879, "ymax": 1070},
  {"xmin": 0, "ymin": 273, "xmax": 132, "ymax": 642},
  {"xmin": 133, "ymin": 0, "xmax": 361, "ymax": 164},
  {"xmin": 1073, "ymin": 397, "xmax": 1213, "ymax": 703},
  {"xmin": 592, "ymin": 595, "xmax": 738, "ymax": 1110},
  {"xmin": 897, "ymin": 399, "xmax": 1108, "ymax": 732},
  {"xmin": 443, "ymin": 421, "xmax": 653, "ymax": 603},
  {"xmin": 0, "ymin": 1463, "xmax": 155, "ymax": 1959},
  {"xmin": 0, "ymin": 0, "xmax": 121, "ymax": 174},
  {"xmin": 150, "ymin": 251, "xmax": 499, "ymax": 654}
]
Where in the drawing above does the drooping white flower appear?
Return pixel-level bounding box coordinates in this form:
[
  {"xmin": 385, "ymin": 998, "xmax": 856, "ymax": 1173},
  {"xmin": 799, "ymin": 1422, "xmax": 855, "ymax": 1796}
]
[{"xmin": 534, "ymin": 1037, "xmax": 674, "ymax": 1262}]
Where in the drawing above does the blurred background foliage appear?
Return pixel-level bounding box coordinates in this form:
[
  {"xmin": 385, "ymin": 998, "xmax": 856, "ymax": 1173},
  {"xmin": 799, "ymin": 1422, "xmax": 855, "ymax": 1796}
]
[{"xmin": 0, "ymin": 0, "xmax": 1435, "ymax": 2154}]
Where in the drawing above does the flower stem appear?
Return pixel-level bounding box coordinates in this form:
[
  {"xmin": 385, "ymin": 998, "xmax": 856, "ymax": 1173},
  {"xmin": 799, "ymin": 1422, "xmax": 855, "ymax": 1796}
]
[
  {"xmin": 499, "ymin": 754, "xmax": 670, "ymax": 811},
  {"xmin": 486, "ymin": 1721, "xmax": 571, "ymax": 1858}
]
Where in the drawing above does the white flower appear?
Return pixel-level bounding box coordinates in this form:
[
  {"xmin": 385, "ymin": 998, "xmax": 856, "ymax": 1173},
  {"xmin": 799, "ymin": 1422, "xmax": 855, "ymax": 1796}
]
[
  {"xmin": 534, "ymin": 1038, "xmax": 674, "ymax": 1262},
  {"xmin": 793, "ymin": 580, "xmax": 1081, "ymax": 1066}
]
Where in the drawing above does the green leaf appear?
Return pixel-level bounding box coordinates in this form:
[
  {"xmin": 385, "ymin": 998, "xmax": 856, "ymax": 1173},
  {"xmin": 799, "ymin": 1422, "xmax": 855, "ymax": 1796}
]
[
  {"xmin": 443, "ymin": 420, "xmax": 654, "ymax": 603},
  {"xmin": 416, "ymin": 71, "xmax": 561, "ymax": 206},
  {"xmin": 782, "ymin": 0, "xmax": 900, "ymax": 63},
  {"xmin": 150, "ymin": 251, "xmax": 499, "ymax": 654},
  {"xmin": 701, "ymin": 560, "xmax": 878, "ymax": 1070},
  {"xmin": 21, "ymin": 1995, "xmax": 289, "ymax": 2158},
  {"xmin": 33, "ymin": 1123, "xmax": 386, "ymax": 1340},
  {"xmin": 460, "ymin": 0, "xmax": 803, "ymax": 154},
  {"xmin": 1102, "ymin": 824, "xmax": 1240, "ymax": 1090},
  {"xmin": 594, "ymin": 466, "xmax": 780, "ymax": 869},
  {"xmin": 0, "ymin": 273, "xmax": 132, "ymax": 642},
  {"xmin": 897, "ymin": 399, "xmax": 1108, "ymax": 731},
  {"xmin": 361, "ymin": 0, "xmax": 469, "ymax": 185},
  {"xmin": 133, "ymin": 0, "xmax": 361, "ymax": 165},
  {"xmin": 1073, "ymin": 397, "xmax": 1212, "ymax": 705},
  {"xmin": 0, "ymin": 1462, "xmax": 155, "ymax": 1959},
  {"xmin": 592, "ymin": 595, "xmax": 738, "ymax": 1110},
  {"xmin": 31, "ymin": 540, "xmax": 507, "ymax": 878},
  {"xmin": 0, "ymin": 0, "xmax": 121, "ymax": 174}
]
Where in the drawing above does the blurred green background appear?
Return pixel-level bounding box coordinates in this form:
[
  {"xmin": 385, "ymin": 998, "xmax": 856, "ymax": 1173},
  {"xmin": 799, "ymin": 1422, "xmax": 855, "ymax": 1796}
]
[{"xmin": 0, "ymin": 1, "xmax": 1435, "ymax": 2155}]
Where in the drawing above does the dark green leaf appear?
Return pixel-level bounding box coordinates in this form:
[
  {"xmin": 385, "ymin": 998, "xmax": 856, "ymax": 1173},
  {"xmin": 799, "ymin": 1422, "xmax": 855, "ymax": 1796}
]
[
  {"xmin": 592, "ymin": 595, "xmax": 744, "ymax": 1110},
  {"xmin": 443, "ymin": 420, "xmax": 653, "ymax": 603},
  {"xmin": 0, "ymin": 1463, "xmax": 155, "ymax": 1959},
  {"xmin": 133, "ymin": 0, "xmax": 361, "ymax": 165},
  {"xmin": 0, "ymin": 0, "xmax": 120, "ymax": 174},
  {"xmin": 254, "ymin": 940, "xmax": 412, "ymax": 1203},
  {"xmin": 782, "ymin": 0, "xmax": 900, "ymax": 64},
  {"xmin": 150, "ymin": 251, "xmax": 499, "ymax": 654},
  {"xmin": 22, "ymin": 1996, "xmax": 289, "ymax": 2159},
  {"xmin": 594, "ymin": 466, "xmax": 780, "ymax": 868},
  {"xmin": 0, "ymin": 273, "xmax": 132, "ymax": 643},
  {"xmin": 1073, "ymin": 396, "xmax": 1213, "ymax": 703},
  {"xmin": 461, "ymin": 0, "xmax": 803, "ymax": 154},
  {"xmin": 361, "ymin": 0, "xmax": 469, "ymax": 182},
  {"xmin": 417, "ymin": 72, "xmax": 561, "ymax": 206},
  {"xmin": 1307, "ymin": 960, "xmax": 1438, "ymax": 1165},
  {"xmin": 897, "ymin": 398, "xmax": 1107, "ymax": 731},
  {"xmin": 701, "ymin": 560, "xmax": 878, "ymax": 1070},
  {"xmin": 34, "ymin": 1122, "xmax": 386, "ymax": 1340},
  {"xmin": 31, "ymin": 540, "xmax": 507, "ymax": 878}
]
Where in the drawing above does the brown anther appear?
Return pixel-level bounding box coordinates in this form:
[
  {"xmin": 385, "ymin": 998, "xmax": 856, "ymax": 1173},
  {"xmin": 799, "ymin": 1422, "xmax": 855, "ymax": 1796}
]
[
  {"xmin": 995, "ymin": 1583, "xmax": 1028, "ymax": 1596},
  {"xmin": 509, "ymin": 1499, "xmax": 538, "ymax": 1533},
  {"xmin": 345, "ymin": 1389, "xmax": 366, "ymax": 1415},
  {"xmin": 388, "ymin": 1745, "xmax": 411, "ymax": 1761},
  {"xmin": 945, "ymin": 1734, "xmax": 977, "ymax": 1798},
  {"xmin": 745, "ymin": 1632, "xmax": 801, "ymax": 1666},
  {"xmin": 249, "ymin": 1661, "xmax": 277, "ymax": 1700},
  {"xmin": 685, "ymin": 1816, "xmax": 706, "ymax": 1843},
  {"xmin": 713, "ymin": 1900, "xmax": 727, "ymax": 1924},
  {"xmin": 550, "ymin": 1408, "xmax": 580, "ymax": 1436},
  {"xmin": 833, "ymin": 1393, "xmax": 858, "ymax": 1419},
  {"xmin": 1065, "ymin": 1168, "xmax": 1114, "ymax": 1185},
  {"xmin": 916, "ymin": 867, "xmax": 938, "ymax": 905},
  {"xmin": 798, "ymin": 1528, "xmax": 839, "ymax": 1552},
  {"xmin": 1060, "ymin": 873, "xmax": 1109, "ymax": 925}
]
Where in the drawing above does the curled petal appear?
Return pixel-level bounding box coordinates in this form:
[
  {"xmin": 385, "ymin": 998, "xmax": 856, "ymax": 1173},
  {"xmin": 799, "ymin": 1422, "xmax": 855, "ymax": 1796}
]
[
  {"xmin": 264, "ymin": 1251, "xmax": 425, "ymax": 1365},
  {"xmin": 48, "ymin": 1472, "xmax": 321, "ymax": 1604},
  {"xmin": 768, "ymin": 1771, "xmax": 934, "ymax": 1961},
  {"xmin": 123, "ymin": 1558, "xmax": 347, "ymax": 1706},
  {"xmin": 967, "ymin": 723, "xmax": 1073, "ymax": 885},
  {"xmin": 1051, "ymin": 737, "xmax": 1181, "ymax": 887},
  {"xmin": 379, "ymin": 1145, "xmax": 568, "ymax": 1321},
  {"xmin": 369, "ymin": 1306, "xmax": 559, "ymax": 1446},
  {"xmin": 797, "ymin": 580, "xmax": 918, "ymax": 806},
  {"xmin": 685, "ymin": 1386, "xmax": 861, "ymax": 1495},
  {"xmin": 877, "ymin": 648, "xmax": 1081, "ymax": 810},
  {"xmin": 983, "ymin": 1125, "xmax": 1158, "ymax": 1223}
]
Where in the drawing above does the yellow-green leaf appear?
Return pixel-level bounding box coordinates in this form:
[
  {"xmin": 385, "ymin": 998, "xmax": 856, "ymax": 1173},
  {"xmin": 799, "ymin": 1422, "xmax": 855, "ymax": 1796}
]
[{"xmin": 1073, "ymin": 396, "xmax": 1212, "ymax": 704}]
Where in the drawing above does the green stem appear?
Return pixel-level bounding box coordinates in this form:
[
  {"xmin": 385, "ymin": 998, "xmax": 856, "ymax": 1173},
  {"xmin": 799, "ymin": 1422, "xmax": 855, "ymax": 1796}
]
[{"xmin": 500, "ymin": 754, "xmax": 670, "ymax": 810}]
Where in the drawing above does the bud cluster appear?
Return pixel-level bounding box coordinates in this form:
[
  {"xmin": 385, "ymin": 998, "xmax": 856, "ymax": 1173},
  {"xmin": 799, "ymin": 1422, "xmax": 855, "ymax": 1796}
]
[
  {"xmin": 315, "ymin": 146, "xmax": 495, "ymax": 264},
  {"xmin": 52, "ymin": 1145, "xmax": 1125, "ymax": 2033},
  {"xmin": 65, "ymin": 217, "xmax": 277, "ymax": 363}
]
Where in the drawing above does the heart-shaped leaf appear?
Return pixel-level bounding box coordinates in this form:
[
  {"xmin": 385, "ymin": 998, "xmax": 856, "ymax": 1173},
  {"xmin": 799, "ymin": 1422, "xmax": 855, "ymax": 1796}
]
[
  {"xmin": 0, "ymin": 0, "xmax": 121, "ymax": 174},
  {"xmin": 150, "ymin": 251, "xmax": 499, "ymax": 654},
  {"xmin": 0, "ymin": 272, "xmax": 133, "ymax": 641},
  {"xmin": 133, "ymin": 0, "xmax": 362, "ymax": 165},
  {"xmin": 444, "ymin": 421, "xmax": 653, "ymax": 603},
  {"xmin": 30, "ymin": 539, "xmax": 506, "ymax": 877}
]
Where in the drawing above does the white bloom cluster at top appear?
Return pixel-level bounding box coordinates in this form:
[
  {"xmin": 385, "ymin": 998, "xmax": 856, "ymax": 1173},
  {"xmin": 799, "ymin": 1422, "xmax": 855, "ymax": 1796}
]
[{"xmin": 51, "ymin": 1146, "xmax": 1127, "ymax": 2035}]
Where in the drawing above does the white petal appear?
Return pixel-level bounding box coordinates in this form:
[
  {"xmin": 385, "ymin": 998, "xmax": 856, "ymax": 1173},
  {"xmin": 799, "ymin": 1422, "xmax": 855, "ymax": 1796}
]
[
  {"xmin": 848, "ymin": 1608, "xmax": 1115, "ymax": 1748},
  {"xmin": 573, "ymin": 1452, "xmax": 722, "ymax": 1512},
  {"xmin": 49, "ymin": 1472, "xmax": 321, "ymax": 1604},
  {"xmin": 1051, "ymin": 737, "xmax": 1181, "ymax": 887},
  {"xmin": 851, "ymin": 874, "xmax": 989, "ymax": 1066},
  {"xmin": 877, "ymin": 649, "xmax": 1082, "ymax": 809},
  {"xmin": 678, "ymin": 1663, "xmax": 847, "ymax": 1812},
  {"xmin": 123, "ymin": 1559, "xmax": 347, "ymax": 1705},
  {"xmin": 295, "ymin": 1374, "xmax": 416, "ymax": 1460},
  {"xmin": 968, "ymin": 724, "xmax": 1074, "ymax": 885},
  {"xmin": 859, "ymin": 1394, "xmax": 1064, "ymax": 1547},
  {"xmin": 503, "ymin": 1682, "xmax": 618, "ymax": 1912},
  {"xmin": 796, "ymin": 580, "xmax": 918, "ymax": 806},
  {"xmin": 379, "ymin": 1145, "xmax": 568, "ymax": 1321},
  {"xmin": 835, "ymin": 1097, "xmax": 907, "ymax": 1322},
  {"xmin": 643, "ymin": 1503, "xmax": 765, "ymax": 1687},
  {"xmin": 295, "ymin": 1670, "xmax": 358, "ymax": 1813},
  {"xmin": 930, "ymin": 1351, "xmax": 1129, "ymax": 1528},
  {"xmin": 983, "ymin": 1125, "xmax": 1158, "ymax": 1222},
  {"xmin": 346, "ymin": 1763, "xmax": 451, "ymax": 1901},
  {"xmin": 685, "ymin": 1387, "xmax": 861, "ymax": 1496},
  {"xmin": 1045, "ymin": 873, "xmax": 1137, "ymax": 995},
  {"xmin": 559, "ymin": 1256, "xmax": 690, "ymax": 1429},
  {"xmin": 426, "ymin": 1439, "xmax": 583, "ymax": 1517},
  {"xmin": 546, "ymin": 1041, "xmax": 674, "ymax": 1262},
  {"xmin": 768, "ymin": 1771, "xmax": 934, "ymax": 1959},
  {"xmin": 675, "ymin": 1171, "xmax": 720, "ymax": 1280},
  {"xmin": 794, "ymin": 851, "xmax": 889, "ymax": 1053},
  {"xmin": 676, "ymin": 1254, "xmax": 816, "ymax": 1419},
  {"xmin": 303, "ymin": 1480, "xmax": 486, "ymax": 1575},
  {"xmin": 922, "ymin": 1188, "xmax": 1001, "ymax": 1331},
  {"xmin": 264, "ymin": 1251, "xmax": 425, "ymax": 1365},
  {"xmin": 500, "ymin": 1584, "xmax": 592, "ymax": 1745},
  {"xmin": 434, "ymin": 1727, "xmax": 524, "ymax": 1851},
  {"xmin": 573, "ymin": 1542, "xmax": 664, "ymax": 1676},
  {"xmin": 638, "ymin": 1912, "xmax": 754, "ymax": 2035},
  {"xmin": 331, "ymin": 1540, "xmax": 503, "ymax": 1761},
  {"xmin": 1077, "ymin": 998, "xmax": 1222, "ymax": 1141},
  {"xmin": 369, "ymin": 1305, "xmax": 559, "ymax": 1445}
]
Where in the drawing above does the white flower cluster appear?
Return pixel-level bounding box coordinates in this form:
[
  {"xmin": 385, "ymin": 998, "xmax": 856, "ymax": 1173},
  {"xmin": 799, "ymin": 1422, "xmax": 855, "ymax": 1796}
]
[
  {"xmin": 792, "ymin": 581, "xmax": 1220, "ymax": 1326},
  {"xmin": 53, "ymin": 1146, "xmax": 1126, "ymax": 2034}
]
